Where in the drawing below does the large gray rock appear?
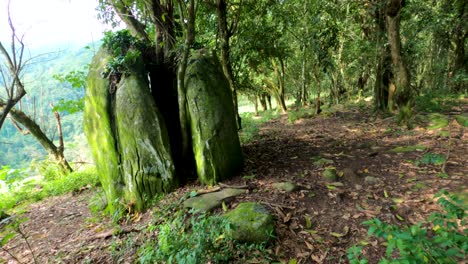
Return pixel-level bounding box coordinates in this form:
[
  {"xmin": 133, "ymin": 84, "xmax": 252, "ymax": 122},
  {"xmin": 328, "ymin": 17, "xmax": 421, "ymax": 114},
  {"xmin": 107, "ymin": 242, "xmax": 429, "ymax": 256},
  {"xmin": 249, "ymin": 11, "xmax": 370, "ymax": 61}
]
[
  {"xmin": 183, "ymin": 188, "xmax": 246, "ymax": 212},
  {"xmin": 223, "ymin": 202, "xmax": 275, "ymax": 243},
  {"xmin": 185, "ymin": 50, "xmax": 243, "ymax": 185}
]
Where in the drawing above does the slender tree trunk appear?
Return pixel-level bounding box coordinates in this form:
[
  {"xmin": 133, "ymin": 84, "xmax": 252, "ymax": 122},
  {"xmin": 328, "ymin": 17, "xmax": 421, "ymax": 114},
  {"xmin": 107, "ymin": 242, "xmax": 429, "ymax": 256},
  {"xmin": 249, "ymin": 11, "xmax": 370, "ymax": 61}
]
[
  {"xmin": 300, "ymin": 47, "xmax": 308, "ymax": 106},
  {"xmin": 271, "ymin": 57, "xmax": 287, "ymax": 113},
  {"xmin": 217, "ymin": 0, "xmax": 241, "ymax": 129},
  {"xmin": 253, "ymin": 95, "xmax": 259, "ymax": 116},
  {"xmin": 259, "ymin": 94, "xmax": 267, "ymax": 111},
  {"xmin": 8, "ymin": 108, "xmax": 72, "ymax": 174},
  {"xmin": 177, "ymin": 0, "xmax": 196, "ymax": 178},
  {"xmin": 386, "ymin": 0, "xmax": 412, "ymax": 108},
  {"xmin": 453, "ymin": 0, "xmax": 468, "ymax": 92}
]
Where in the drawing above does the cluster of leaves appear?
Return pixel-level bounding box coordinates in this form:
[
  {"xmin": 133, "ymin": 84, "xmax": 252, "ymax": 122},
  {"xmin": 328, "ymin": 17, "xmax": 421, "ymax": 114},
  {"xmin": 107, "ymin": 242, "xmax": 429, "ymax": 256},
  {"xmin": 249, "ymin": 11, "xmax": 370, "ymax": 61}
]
[
  {"xmin": 101, "ymin": 30, "xmax": 148, "ymax": 77},
  {"xmin": 51, "ymin": 70, "xmax": 87, "ymax": 114},
  {"xmin": 414, "ymin": 92, "xmax": 458, "ymax": 113},
  {"xmin": 419, "ymin": 153, "xmax": 446, "ymax": 166},
  {"xmin": 0, "ymin": 166, "xmax": 29, "ymax": 186},
  {"xmin": 348, "ymin": 191, "xmax": 467, "ymax": 264}
]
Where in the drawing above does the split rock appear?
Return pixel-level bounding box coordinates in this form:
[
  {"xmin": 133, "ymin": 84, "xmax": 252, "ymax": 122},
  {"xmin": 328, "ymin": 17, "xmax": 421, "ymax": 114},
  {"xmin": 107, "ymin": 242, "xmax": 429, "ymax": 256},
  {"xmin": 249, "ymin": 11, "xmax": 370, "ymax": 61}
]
[
  {"xmin": 183, "ymin": 188, "xmax": 246, "ymax": 212},
  {"xmin": 224, "ymin": 202, "xmax": 275, "ymax": 243}
]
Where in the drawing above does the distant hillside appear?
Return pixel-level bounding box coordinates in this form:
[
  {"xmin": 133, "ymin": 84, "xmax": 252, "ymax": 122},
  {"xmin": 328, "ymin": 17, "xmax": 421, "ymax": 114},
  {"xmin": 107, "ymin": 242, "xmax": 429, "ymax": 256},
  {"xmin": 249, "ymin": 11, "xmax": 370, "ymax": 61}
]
[{"xmin": 0, "ymin": 42, "xmax": 100, "ymax": 168}]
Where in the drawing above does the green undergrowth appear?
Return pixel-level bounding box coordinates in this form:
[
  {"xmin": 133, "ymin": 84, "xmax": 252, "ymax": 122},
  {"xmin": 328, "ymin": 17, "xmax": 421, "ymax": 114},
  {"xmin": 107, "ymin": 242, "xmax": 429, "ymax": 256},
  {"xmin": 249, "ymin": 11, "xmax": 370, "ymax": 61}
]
[
  {"xmin": 348, "ymin": 190, "xmax": 467, "ymax": 264},
  {"xmin": 135, "ymin": 194, "xmax": 275, "ymax": 263},
  {"xmin": 415, "ymin": 92, "xmax": 460, "ymax": 113},
  {"xmin": 239, "ymin": 110, "xmax": 280, "ymax": 144},
  {"xmin": 0, "ymin": 165, "xmax": 99, "ymax": 213},
  {"xmin": 287, "ymin": 107, "xmax": 315, "ymax": 123}
]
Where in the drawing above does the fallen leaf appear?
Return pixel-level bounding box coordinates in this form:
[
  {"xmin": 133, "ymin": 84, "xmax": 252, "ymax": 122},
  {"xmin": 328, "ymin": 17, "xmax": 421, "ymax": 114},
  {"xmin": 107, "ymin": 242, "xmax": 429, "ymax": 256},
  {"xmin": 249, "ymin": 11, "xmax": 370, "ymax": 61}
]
[
  {"xmin": 395, "ymin": 214, "xmax": 404, "ymax": 221},
  {"xmin": 284, "ymin": 212, "xmax": 292, "ymax": 223},
  {"xmin": 304, "ymin": 215, "xmax": 312, "ymax": 229}
]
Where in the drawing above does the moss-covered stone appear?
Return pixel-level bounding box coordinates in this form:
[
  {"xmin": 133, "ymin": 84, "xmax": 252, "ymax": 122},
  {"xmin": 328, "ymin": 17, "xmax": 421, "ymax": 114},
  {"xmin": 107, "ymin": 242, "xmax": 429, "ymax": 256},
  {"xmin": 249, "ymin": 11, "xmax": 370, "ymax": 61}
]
[
  {"xmin": 183, "ymin": 188, "xmax": 246, "ymax": 212},
  {"xmin": 84, "ymin": 48, "xmax": 123, "ymax": 214},
  {"xmin": 84, "ymin": 48, "xmax": 176, "ymax": 212},
  {"xmin": 224, "ymin": 202, "xmax": 275, "ymax": 243},
  {"xmin": 116, "ymin": 73, "xmax": 176, "ymax": 211},
  {"xmin": 185, "ymin": 50, "xmax": 243, "ymax": 185}
]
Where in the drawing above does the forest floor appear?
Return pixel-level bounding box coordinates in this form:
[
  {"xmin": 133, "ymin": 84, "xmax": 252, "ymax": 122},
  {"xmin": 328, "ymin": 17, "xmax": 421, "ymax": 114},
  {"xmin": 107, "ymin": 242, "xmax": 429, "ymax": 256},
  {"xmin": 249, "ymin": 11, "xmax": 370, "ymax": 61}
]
[{"xmin": 1, "ymin": 101, "xmax": 467, "ymax": 264}]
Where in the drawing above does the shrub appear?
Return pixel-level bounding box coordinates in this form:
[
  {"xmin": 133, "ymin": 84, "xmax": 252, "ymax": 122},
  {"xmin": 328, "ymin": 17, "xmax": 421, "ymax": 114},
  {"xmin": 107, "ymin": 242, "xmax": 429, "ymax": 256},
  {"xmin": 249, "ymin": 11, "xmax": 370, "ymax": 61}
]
[
  {"xmin": 138, "ymin": 209, "xmax": 274, "ymax": 263},
  {"xmin": 348, "ymin": 191, "xmax": 467, "ymax": 264}
]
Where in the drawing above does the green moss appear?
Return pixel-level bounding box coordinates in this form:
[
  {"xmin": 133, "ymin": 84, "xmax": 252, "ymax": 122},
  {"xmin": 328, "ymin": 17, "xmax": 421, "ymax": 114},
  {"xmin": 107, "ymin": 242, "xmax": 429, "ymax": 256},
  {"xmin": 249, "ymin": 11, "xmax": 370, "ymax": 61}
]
[
  {"xmin": 224, "ymin": 202, "xmax": 275, "ymax": 243},
  {"xmin": 84, "ymin": 48, "xmax": 123, "ymax": 215},
  {"xmin": 116, "ymin": 74, "xmax": 176, "ymax": 211},
  {"xmin": 85, "ymin": 48, "xmax": 176, "ymax": 213}
]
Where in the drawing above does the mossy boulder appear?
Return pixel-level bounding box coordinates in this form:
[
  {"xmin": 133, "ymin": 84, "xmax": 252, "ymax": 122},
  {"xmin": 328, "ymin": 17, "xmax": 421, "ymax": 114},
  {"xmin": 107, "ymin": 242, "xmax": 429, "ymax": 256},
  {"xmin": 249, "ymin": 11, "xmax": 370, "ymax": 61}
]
[
  {"xmin": 185, "ymin": 50, "xmax": 243, "ymax": 185},
  {"xmin": 116, "ymin": 73, "xmax": 176, "ymax": 210},
  {"xmin": 224, "ymin": 202, "xmax": 275, "ymax": 243},
  {"xmin": 84, "ymin": 48, "xmax": 123, "ymax": 213},
  {"xmin": 84, "ymin": 48, "xmax": 176, "ymax": 212}
]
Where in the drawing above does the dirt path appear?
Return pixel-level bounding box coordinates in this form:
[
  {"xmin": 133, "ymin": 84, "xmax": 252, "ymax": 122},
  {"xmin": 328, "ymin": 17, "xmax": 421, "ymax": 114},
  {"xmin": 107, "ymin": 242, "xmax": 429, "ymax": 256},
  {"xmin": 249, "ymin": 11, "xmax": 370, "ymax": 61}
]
[
  {"xmin": 239, "ymin": 106, "xmax": 466, "ymax": 262},
  {"xmin": 1, "ymin": 105, "xmax": 466, "ymax": 263}
]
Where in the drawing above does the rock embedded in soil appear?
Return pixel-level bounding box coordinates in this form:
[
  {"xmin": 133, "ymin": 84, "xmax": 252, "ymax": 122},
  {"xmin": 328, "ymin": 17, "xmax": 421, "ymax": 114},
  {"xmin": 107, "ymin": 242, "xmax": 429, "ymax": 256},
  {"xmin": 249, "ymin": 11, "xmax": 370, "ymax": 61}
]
[
  {"xmin": 272, "ymin": 182, "xmax": 298, "ymax": 192},
  {"xmin": 364, "ymin": 176, "xmax": 381, "ymax": 185},
  {"xmin": 223, "ymin": 202, "xmax": 275, "ymax": 243},
  {"xmin": 183, "ymin": 188, "xmax": 246, "ymax": 212},
  {"xmin": 186, "ymin": 50, "xmax": 244, "ymax": 185}
]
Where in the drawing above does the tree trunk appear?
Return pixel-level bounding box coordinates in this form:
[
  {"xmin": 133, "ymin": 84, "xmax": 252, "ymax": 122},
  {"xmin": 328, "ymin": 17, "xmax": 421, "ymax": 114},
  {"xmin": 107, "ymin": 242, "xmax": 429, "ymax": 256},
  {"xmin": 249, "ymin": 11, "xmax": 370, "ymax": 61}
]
[
  {"xmin": 176, "ymin": 0, "xmax": 196, "ymax": 182},
  {"xmin": 253, "ymin": 95, "xmax": 259, "ymax": 116},
  {"xmin": 451, "ymin": 1, "xmax": 467, "ymax": 92},
  {"xmin": 271, "ymin": 57, "xmax": 287, "ymax": 113},
  {"xmin": 216, "ymin": 0, "xmax": 242, "ymax": 129},
  {"xmin": 259, "ymin": 94, "xmax": 267, "ymax": 111},
  {"xmin": 386, "ymin": 0, "xmax": 412, "ymax": 108},
  {"xmin": 8, "ymin": 108, "xmax": 72, "ymax": 174},
  {"xmin": 300, "ymin": 47, "xmax": 308, "ymax": 106}
]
